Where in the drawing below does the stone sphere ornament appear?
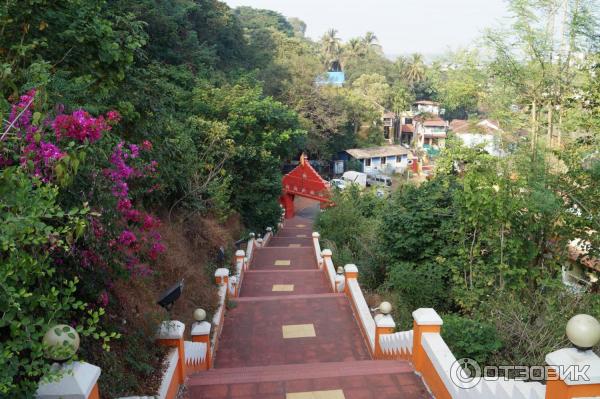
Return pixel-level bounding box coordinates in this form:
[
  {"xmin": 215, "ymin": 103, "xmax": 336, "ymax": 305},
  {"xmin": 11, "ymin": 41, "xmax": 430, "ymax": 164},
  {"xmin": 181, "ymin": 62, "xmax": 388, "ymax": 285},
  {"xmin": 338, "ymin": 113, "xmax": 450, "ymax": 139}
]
[
  {"xmin": 193, "ymin": 308, "xmax": 207, "ymax": 322},
  {"xmin": 566, "ymin": 314, "xmax": 600, "ymax": 350},
  {"xmin": 337, "ymin": 267, "xmax": 344, "ymax": 274},
  {"xmin": 379, "ymin": 301, "xmax": 393, "ymax": 315},
  {"xmin": 42, "ymin": 324, "xmax": 80, "ymax": 361}
]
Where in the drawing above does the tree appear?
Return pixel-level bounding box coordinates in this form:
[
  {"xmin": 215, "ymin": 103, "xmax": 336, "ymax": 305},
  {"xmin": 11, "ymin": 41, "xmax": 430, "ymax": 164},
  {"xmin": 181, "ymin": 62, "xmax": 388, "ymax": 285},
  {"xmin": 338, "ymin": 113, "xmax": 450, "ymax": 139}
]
[
  {"xmin": 403, "ymin": 53, "xmax": 427, "ymax": 85},
  {"xmin": 320, "ymin": 29, "xmax": 342, "ymax": 69},
  {"xmin": 362, "ymin": 31, "xmax": 380, "ymax": 49},
  {"xmin": 288, "ymin": 17, "xmax": 307, "ymax": 37}
]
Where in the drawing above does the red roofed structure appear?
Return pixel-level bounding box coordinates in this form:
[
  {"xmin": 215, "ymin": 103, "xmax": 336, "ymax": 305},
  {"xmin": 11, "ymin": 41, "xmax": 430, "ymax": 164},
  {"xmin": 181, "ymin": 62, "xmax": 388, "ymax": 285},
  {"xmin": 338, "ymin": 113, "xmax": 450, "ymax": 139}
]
[{"xmin": 280, "ymin": 154, "xmax": 332, "ymax": 218}]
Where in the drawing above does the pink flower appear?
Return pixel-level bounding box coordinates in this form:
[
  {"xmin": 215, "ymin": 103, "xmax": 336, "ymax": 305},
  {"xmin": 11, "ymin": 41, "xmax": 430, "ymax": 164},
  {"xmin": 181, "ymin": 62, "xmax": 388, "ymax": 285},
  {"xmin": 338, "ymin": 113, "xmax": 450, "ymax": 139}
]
[
  {"xmin": 141, "ymin": 140, "xmax": 153, "ymax": 151},
  {"xmin": 39, "ymin": 142, "xmax": 65, "ymax": 162},
  {"xmin": 117, "ymin": 199, "xmax": 132, "ymax": 211},
  {"xmin": 142, "ymin": 214, "xmax": 159, "ymax": 230},
  {"xmin": 149, "ymin": 242, "xmax": 166, "ymax": 260},
  {"xmin": 128, "ymin": 144, "xmax": 139, "ymax": 158},
  {"xmin": 106, "ymin": 110, "xmax": 121, "ymax": 122},
  {"xmin": 98, "ymin": 291, "xmax": 109, "ymax": 307},
  {"xmin": 118, "ymin": 230, "xmax": 137, "ymax": 246}
]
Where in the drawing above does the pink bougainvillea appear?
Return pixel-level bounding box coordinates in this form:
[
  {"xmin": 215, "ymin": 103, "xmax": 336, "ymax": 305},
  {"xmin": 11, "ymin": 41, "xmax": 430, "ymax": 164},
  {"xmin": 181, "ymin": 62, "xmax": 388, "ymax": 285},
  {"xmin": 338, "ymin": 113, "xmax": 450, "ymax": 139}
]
[{"xmin": 3, "ymin": 90, "xmax": 166, "ymax": 305}]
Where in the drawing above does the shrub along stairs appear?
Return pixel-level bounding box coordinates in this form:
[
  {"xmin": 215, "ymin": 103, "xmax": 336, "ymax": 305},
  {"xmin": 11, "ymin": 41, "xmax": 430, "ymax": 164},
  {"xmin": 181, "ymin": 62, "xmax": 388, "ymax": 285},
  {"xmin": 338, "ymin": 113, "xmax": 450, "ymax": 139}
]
[{"xmin": 186, "ymin": 207, "xmax": 430, "ymax": 399}]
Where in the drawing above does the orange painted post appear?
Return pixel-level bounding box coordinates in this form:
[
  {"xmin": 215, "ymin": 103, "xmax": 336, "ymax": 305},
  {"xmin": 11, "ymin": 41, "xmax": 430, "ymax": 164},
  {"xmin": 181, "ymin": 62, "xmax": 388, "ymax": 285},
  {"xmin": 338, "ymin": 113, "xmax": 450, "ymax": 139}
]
[
  {"xmin": 374, "ymin": 313, "xmax": 396, "ymax": 359},
  {"xmin": 191, "ymin": 319, "xmax": 212, "ymax": 370},
  {"xmin": 545, "ymin": 348, "xmax": 600, "ymax": 399},
  {"xmin": 412, "ymin": 308, "xmax": 442, "ymax": 372},
  {"xmin": 411, "ymin": 308, "xmax": 452, "ymax": 399},
  {"xmin": 214, "ymin": 268, "xmax": 229, "ymax": 285},
  {"xmin": 37, "ymin": 361, "xmax": 101, "ymax": 399},
  {"xmin": 156, "ymin": 321, "xmax": 186, "ymax": 384}
]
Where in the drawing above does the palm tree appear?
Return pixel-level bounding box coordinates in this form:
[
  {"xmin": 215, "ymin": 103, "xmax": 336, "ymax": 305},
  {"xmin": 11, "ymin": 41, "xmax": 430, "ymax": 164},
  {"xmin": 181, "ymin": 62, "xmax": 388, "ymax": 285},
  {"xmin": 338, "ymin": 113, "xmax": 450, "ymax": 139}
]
[
  {"xmin": 320, "ymin": 29, "xmax": 341, "ymax": 69},
  {"xmin": 362, "ymin": 31, "xmax": 379, "ymax": 48},
  {"xmin": 343, "ymin": 38, "xmax": 366, "ymax": 61},
  {"xmin": 403, "ymin": 53, "xmax": 427, "ymax": 85}
]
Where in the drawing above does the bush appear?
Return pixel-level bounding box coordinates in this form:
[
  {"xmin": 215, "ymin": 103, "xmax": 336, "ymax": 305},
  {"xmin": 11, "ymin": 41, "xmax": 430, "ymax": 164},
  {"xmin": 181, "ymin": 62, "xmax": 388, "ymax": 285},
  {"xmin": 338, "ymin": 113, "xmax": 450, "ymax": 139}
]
[
  {"xmin": 385, "ymin": 261, "xmax": 452, "ymax": 314},
  {"xmin": 441, "ymin": 314, "xmax": 503, "ymax": 365}
]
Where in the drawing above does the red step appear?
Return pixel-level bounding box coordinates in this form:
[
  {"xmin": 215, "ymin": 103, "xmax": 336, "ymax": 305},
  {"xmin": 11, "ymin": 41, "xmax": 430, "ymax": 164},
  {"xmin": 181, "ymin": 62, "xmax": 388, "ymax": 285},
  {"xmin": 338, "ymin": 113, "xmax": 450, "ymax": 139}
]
[{"xmin": 188, "ymin": 360, "xmax": 414, "ymax": 385}]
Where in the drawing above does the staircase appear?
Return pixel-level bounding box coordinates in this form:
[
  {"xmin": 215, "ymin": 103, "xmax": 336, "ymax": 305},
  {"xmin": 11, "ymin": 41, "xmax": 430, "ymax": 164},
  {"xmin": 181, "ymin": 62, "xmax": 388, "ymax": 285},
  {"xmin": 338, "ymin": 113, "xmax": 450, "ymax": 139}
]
[{"xmin": 186, "ymin": 202, "xmax": 430, "ymax": 398}]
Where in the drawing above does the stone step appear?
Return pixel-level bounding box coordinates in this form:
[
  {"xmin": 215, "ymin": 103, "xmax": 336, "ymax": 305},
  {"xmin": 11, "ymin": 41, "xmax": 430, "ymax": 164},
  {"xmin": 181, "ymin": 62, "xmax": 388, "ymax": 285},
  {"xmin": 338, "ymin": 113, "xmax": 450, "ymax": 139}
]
[
  {"xmin": 266, "ymin": 237, "xmax": 313, "ymax": 247},
  {"xmin": 233, "ymin": 293, "xmax": 342, "ymax": 303},
  {"xmin": 188, "ymin": 360, "xmax": 414, "ymax": 386},
  {"xmin": 240, "ymin": 270, "xmax": 331, "ymax": 297},
  {"xmin": 252, "ymin": 246, "xmax": 317, "ymax": 270}
]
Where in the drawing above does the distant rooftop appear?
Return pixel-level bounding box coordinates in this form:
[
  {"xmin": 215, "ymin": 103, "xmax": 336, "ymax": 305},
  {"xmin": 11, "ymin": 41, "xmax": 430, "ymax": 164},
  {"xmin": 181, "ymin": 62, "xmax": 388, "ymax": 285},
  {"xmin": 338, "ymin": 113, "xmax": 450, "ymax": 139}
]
[{"xmin": 346, "ymin": 145, "xmax": 411, "ymax": 159}]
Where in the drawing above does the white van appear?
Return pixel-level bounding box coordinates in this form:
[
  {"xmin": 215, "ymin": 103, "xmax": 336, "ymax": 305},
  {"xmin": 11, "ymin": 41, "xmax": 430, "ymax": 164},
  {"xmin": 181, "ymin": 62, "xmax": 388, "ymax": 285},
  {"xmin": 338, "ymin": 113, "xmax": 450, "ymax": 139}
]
[
  {"xmin": 367, "ymin": 174, "xmax": 392, "ymax": 188},
  {"xmin": 342, "ymin": 171, "xmax": 367, "ymax": 187}
]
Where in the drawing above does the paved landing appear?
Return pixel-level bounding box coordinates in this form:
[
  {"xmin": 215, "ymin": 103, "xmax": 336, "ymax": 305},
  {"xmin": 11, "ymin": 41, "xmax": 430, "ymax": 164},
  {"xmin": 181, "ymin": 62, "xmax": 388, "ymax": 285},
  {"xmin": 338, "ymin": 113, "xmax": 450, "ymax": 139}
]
[
  {"xmin": 214, "ymin": 294, "xmax": 370, "ymax": 368},
  {"xmin": 240, "ymin": 270, "xmax": 331, "ymax": 297},
  {"xmin": 251, "ymin": 247, "xmax": 318, "ymax": 270},
  {"xmin": 188, "ymin": 361, "xmax": 428, "ymax": 399}
]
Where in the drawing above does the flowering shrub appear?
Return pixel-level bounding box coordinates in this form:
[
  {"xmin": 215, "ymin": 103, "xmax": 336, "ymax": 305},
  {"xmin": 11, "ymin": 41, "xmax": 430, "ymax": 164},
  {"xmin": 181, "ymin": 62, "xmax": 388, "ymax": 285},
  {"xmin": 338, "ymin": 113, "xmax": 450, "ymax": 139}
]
[{"xmin": 0, "ymin": 90, "xmax": 165, "ymax": 396}]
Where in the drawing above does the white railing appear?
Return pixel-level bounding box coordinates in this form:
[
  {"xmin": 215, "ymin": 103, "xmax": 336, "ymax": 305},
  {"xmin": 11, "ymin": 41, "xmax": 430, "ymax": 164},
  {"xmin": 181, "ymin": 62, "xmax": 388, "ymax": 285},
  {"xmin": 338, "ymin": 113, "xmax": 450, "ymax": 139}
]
[
  {"xmin": 211, "ymin": 283, "xmax": 227, "ymax": 359},
  {"xmin": 421, "ymin": 331, "xmax": 546, "ymax": 399},
  {"xmin": 323, "ymin": 255, "xmax": 337, "ymax": 292},
  {"xmin": 157, "ymin": 348, "xmax": 179, "ymax": 399},
  {"xmin": 184, "ymin": 341, "xmax": 207, "ymax": 367},
  {"xmin": 346, "ymin": 278, "xmax": 376, "ymax": 349},
  {"xmin": 379, "ymin": 330, "xmax": 413, "ymax": 357},
  {"xmin": 312, "ymin": 233, "xmax": 323, "ymax": 268}
]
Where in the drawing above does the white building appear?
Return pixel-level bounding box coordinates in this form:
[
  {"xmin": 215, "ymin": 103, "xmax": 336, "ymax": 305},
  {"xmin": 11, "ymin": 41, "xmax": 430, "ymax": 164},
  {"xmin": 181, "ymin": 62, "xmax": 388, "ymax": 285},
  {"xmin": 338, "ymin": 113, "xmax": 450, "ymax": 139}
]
[
  {"xmin": 412, "ymin": 100, "xmax": 441, "ymax": 116},
  {"xmin": 450, "ymin": 119, "xmax": 505, "ymax": 157},
  {"xmin": 345, "ymin": 145, "xmax": 413, "ymax": 175}
]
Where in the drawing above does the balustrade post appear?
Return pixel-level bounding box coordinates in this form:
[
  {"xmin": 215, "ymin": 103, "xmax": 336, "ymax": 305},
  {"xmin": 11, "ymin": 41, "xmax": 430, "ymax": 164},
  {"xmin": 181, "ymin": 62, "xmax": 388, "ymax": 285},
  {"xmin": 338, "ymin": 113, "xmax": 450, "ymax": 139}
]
[
  {"xmin": 37, "ymin": 362, "xmax": 101, "ymax": 399},
  {"xmin": 214, "ymin": 268, "xmax": 229, "ymax": 285},
  {"xmin": 156, "ymin": 321, "xmax": 186, "ymax": 384},
  {"xmin": 545, "ymin": 314, "xmax": 600, "ymax": 399},
  {"xmin": 411, "ymin": 308, "xmax": 443, "ymax": 374},
  {"xmin": 191, "ymin": 309, "xmax": 212, "ymax": 370},
  {"xmin": 374, "ymin": 302, "xmax": 395, "ymax": 359},
  {"xmin": 343, "ymin": 264, "xmax": 358, "ymax": 296}
]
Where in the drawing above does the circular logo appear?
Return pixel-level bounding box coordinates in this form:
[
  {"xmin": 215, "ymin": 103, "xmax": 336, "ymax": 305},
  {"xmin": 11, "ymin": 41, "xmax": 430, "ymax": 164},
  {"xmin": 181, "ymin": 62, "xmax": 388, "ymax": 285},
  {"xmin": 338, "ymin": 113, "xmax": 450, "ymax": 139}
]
[{"xmin": 450, "ymin": 358, "xmax": 482, "ymax": 389}]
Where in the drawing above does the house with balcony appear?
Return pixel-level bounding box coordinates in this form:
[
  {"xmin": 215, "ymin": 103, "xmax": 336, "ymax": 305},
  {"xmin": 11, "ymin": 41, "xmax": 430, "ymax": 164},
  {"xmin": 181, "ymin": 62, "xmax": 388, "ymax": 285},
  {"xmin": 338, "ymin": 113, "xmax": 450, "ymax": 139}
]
[
  {"xmin": 414, "ymin": 116, "xmax": 448, "ymax": 151},
  {"xmin": 382, "ymin": 111, "xmax": 400, "ymax": 144},
  {"xmin": 342, "ymin": 145, "xmax": 413, "ymax": 175}
]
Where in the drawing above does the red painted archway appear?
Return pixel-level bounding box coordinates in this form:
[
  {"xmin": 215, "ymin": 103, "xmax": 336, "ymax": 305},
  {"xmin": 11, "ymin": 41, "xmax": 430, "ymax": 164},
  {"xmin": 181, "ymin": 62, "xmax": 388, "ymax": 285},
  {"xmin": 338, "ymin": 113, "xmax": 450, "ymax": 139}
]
[{"xmin": 280, "ymin": 154, "xmax": 332, "ymax": 219}]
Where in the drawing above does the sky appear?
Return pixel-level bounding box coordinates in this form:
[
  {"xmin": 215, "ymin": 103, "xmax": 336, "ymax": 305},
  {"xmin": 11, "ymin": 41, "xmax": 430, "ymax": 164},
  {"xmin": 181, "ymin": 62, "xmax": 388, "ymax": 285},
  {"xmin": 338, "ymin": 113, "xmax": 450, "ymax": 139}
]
[{"xmin": 223, "ymin": 0, "xmax": 511, "ymax": 57}]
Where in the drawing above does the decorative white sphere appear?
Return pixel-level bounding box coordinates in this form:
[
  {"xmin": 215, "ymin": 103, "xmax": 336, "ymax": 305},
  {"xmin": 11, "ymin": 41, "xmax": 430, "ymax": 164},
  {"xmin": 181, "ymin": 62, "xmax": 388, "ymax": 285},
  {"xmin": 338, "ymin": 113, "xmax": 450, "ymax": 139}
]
[
  {"xmin": 193, "ymin": 308, "xmax": 207, "ymax": 322},
  {"xmin": 249, "ymin": 232, "xmax": 255, "ymax": 238},
  {"xmin": 566, "ymin": 314, "xmax": 600, "ymax": 349},
  {"xmin": 42, "ymin": 324, "xmax": 80, "ymax": 361},
  {"xmin": 321, "ymin": 249, "xmax": 332, "ymax": 257},
  {"xmin": 337, "ymin": 267, "xmax": 344, "ymax": 274},
  {"xmin": 379, "ymin": 301, "xmax": 393, "ymax": 315}
]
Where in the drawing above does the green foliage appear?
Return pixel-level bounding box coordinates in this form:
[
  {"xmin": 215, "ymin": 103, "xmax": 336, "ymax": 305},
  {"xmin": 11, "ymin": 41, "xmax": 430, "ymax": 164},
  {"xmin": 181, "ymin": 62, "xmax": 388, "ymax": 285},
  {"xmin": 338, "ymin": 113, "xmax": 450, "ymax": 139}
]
[
  {"xmin": 316, "ymin": 186, "xmax": 385, "ymax": 287},
  {"xmin": 0, "ymin": 168, "xmax": 113, "ymax": 397},
  {"xmin": 441, "ymin": 315, "xmax": 503, "ymax": 365}
]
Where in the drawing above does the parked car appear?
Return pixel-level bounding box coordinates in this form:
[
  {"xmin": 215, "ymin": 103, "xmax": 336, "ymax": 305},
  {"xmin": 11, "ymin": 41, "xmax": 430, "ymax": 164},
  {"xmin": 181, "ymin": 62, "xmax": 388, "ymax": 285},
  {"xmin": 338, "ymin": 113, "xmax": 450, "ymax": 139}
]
[
  {"xmin": 367, "ymin": 174, "xmax": 392, "ymax": 187},
  {"xmin": 341, "ymin": 171, "xmax": 367, "ymax": 187},
  {"xmin": 330, "ymin": 178, "xmax": 347, "ymax": 191}
]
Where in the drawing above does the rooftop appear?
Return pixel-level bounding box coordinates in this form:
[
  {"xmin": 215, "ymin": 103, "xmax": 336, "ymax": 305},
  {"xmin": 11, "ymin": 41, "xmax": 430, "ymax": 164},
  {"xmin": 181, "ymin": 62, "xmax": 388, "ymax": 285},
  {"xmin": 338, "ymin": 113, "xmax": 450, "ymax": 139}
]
[
  {"xmin": 346, "ymin": 145, "xmax": 412, "ymax": 160},
  {"xmin": 450, "ymin": 119, "xmax": 501, "ymax": 134},
  {"xmin": 414, "ymin": 100, "xmax": 439, "ymax": 106}
]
